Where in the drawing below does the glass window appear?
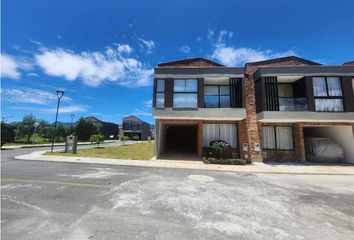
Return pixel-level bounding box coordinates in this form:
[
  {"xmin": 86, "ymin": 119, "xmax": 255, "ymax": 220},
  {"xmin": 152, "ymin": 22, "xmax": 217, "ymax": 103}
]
[
  {"xmin": 205, "ymin": 86, "xmax": 218, "ymax": 95},
  {"xmin": 204, "ymin": 96, "xmax": 219, "ymax": 108},
  {"xmin": 186, "ymin": 80, "xmax": 198, "ymax": 92},
  {"xmin": 352, "ymin": 78, "xmax": 354, "ymax": 94},
  {"xmin": 156, "ymin": 79, "xmax": 165, "ymax": 92},
  {"xmin": 174, "ymin": 79, "xmax": 197, "ymax": 92},
  {"xmin": 173, "ymin": 79, "xmax": 198, "ymax": 108},
  {"xmin": 156, "ymin": 93, "xmax": 165, "ymax": 108},
  {"xmin": 203, "ymin": 124, "xmax": 237, "ymax": 148},
  {"xmin": 263, "ymin": 126, "xmax": 294, "ymax": 150},
  {"xmin": 278, "ymin": 84, "xmax": 294, "ymax": 97},
  {"xmin": 173, "ymin": 80, "xmax": 185, "ymax": 92},
  {"xmin": 263, "ymin": 126, "xmax": 276, "ymax": 149},
  {"xmin": 173, "ymin": 93, "xmax": 198, "ymax": 108},
  {"xmin": 313, "ymin": 77, "xmax": 327, "ymax": 96},
  {"xmin": 276, "ymin": 126, "xmax": 294, "ymax": 150},
  {"xmin": 315, "ymin": 99, "xmax": 344, "ymax": 112},
  {"xmin": 204, "ymin": 85, "xmax": 230, "ymax": 108},
  {"xmin": 220, "ymin": 96, "xmax": 230, "ymax": 107},
  {"xmin": 327, "ymin": 77, "xmax": 342, "ymax": 96},
  {"xmin": 313, "ymin": 77, "xmax": 343, "ymax": 112},
  {"xmin": 155, "ymin": 79, "xmax": 165, "ymax": 109}
]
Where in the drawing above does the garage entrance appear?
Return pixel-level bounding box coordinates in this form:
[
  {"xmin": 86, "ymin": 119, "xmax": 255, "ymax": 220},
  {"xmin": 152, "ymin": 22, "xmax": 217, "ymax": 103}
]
[
  {"xmin": 166, "ymin": 125, "xmax": 197, "ymax": 153},
  {"xmin": 304, "ymin": 126, "xmax": 354, "ymax": 164}
]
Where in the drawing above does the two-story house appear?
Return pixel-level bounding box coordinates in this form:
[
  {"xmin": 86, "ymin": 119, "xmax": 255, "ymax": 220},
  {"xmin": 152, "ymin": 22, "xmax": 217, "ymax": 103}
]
[
  {"xmin": 152, "ymin": 57, "xmax": 354, "ymax": 163},
  {"xmin": 122, "ymin": 115, "xmax": 151, "ymax": 140}
]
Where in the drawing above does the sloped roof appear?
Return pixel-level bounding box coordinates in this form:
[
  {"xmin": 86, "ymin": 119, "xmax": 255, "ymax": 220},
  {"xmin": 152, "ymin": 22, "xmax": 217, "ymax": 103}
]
[
  {"xmin": 123, "ymin": 115, "xmax": 148, "ymax": 123},
  {"xmin": 158, "ymin": 57, "xmax": 224, "ymax": 67},
  {"xmin": 246, "ymin": 56, "xmax": 321, "ymax": 66},
  {"xmin": 343, "ymin": 61, "xmax": 354, "ymax": 66}
]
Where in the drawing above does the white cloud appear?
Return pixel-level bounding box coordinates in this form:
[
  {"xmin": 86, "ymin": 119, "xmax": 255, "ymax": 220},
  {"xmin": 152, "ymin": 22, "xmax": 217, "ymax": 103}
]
[
  {"xmin": 196, "ymin": 36, "xmax": 202, "ymax": 42},
  {"xmin": 210, "ymin": 30, "xmax": 296, "ymax": 66},
  {"xmin": 132, "ymin": 109, "xmax": 152, "ymax": 117},
  {"xmin": 35, "ymin": 46, "xmax": 153, "ymax": 87},
  {"xmin": 144, "ymin": 99, "xmax": 152, "ymax": 108},
  {"xmin": 116, "ymin": 44, "xmax": 133, "ymax": 55},
  {"xmin": 1, "ymin": 54, "xmax": 31, "ymax": 79},
  {"xmin": 138, "ymin": 38, "xmax": 155, "ymax": 54},
  {"xmin": 179, "ymin": 45, "xmax": 191, "ymax": 54},
  {"xmin": 1, "ymin": 87, "xmax": 72, "ymax": 105},
  {"xmin": 10, "ymin": 105, "xmax": 87, "ymax": 114}
]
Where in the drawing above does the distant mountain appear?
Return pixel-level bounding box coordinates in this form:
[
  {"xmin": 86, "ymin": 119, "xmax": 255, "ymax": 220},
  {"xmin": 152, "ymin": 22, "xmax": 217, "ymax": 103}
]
[{"xmin": 51, "ymin": 121, "xmax": 73, "ymax": 126}]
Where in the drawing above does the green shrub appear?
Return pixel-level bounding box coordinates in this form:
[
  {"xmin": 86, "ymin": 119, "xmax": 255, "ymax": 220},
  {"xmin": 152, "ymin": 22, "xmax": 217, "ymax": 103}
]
[
  {"xmin": 90, "ymin": 134, "xmax": 105, "ymax": 148},
  {"xmin": 208, "ymin": 140, "xmax": 232, "ymax": 159},
  {"xmin": 202, "ymin": 157, "xmax": 246, "ymax": 165}
]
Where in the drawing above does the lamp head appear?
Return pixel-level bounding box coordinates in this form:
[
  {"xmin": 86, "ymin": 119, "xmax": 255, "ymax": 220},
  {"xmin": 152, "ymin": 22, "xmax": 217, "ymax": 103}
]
[{"xmin": 56, "ymin": 90, "xmax": 64, "ymax": 99}]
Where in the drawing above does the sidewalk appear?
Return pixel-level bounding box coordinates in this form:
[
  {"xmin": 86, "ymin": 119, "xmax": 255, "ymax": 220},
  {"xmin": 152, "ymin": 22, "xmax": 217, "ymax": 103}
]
[
  {"xmin": 1, "ymin": 141, "xmax": 115, "ymax": 150},
  {"xmin": 14, "ymin": 150, "xmax": 354, "ymax": 175}
]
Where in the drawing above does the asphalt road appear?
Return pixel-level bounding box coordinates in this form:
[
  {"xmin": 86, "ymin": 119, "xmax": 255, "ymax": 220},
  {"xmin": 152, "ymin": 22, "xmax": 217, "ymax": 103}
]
[{"xmin": 1, "ymin": 146, "xmax": 354, "ymax": 240}]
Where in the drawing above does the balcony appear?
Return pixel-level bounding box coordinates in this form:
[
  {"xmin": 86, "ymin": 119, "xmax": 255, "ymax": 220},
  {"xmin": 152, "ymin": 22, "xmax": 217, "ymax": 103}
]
[{"xmin": 278, "ymin": 97, "xmax": 308, "ymax": 111}]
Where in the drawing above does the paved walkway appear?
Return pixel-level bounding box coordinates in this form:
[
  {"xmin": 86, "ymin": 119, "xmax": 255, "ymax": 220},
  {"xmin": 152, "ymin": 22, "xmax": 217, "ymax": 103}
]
[{"xmin": 14, "ymin": 150, "xmax": 354, "ymax": 175}]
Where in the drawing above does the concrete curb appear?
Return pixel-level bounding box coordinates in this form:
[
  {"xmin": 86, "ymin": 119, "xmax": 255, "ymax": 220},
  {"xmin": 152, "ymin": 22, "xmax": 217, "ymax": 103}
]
[{"xmin": 14, "ymin": 150, "xmax": 354, "ymax": 175}]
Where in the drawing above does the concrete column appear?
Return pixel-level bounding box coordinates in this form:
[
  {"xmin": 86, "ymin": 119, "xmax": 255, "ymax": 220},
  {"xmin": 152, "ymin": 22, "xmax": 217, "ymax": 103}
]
[{"xmin": 197, "ymin": 121, "xmax": 203, "ymax": 156}]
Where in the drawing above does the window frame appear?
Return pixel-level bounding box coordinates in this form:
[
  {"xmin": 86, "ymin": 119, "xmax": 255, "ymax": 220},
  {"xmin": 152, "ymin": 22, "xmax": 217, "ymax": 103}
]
[
  {"xmin": 204, "ymin": 84, "xmax": 231, "ymax": 108},
  {"xmin": 173, "ymin": 79, "xmax": 198, "ymax": 109},
  {"xmin": 262, "ymin": 125, "xmax": 295, "ymax": 151},
  {"xmin": 155, "ymin": 79, "xmax": 165, "ymax": 109},
  {"xmin": 312, "ymin": 76, "xmax": 344, "ymax": 112}
]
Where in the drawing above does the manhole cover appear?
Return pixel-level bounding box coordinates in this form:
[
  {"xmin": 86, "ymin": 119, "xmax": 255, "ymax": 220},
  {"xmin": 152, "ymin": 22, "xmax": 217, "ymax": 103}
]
[{"xmin": 188, "ymin": 175, "xmax": 214, "ymax": 182}]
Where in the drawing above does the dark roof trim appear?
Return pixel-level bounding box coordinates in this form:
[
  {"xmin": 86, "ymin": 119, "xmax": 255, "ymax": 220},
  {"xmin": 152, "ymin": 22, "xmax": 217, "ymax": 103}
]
[
  {"xmin": 254, "ymin": 65, "xmax": 354, "ymax": 80},
  {"xmin": 246, "ymin": 56, "xmax": 321, "ymax": 66},
  {"xmin": 158, "ymin": 57, "xmax": 224, "ymax": 67},
  {"xmin": 154, "ymin": 67, "xmax": 244, "ymax": 76}
]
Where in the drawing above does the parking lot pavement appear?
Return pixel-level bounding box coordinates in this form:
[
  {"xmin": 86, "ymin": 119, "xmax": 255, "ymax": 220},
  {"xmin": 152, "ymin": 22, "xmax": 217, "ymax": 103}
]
[{"xmin": 1, "ymin": 147, "xmax": 354, "ymax": 240}]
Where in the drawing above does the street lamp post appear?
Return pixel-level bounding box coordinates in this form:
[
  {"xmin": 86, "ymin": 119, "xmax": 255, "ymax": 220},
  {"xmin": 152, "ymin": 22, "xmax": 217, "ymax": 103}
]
[
  {"xmin": 70, "ymin": 114, "xmax": 75, "ymax": 133},
  {"xmin": 33, "ymin": 122, "xmax": 39, "ymax": 143},
  {"xmin": 50, "ymin": 90, "xmax": 64, "ymax": 153}
]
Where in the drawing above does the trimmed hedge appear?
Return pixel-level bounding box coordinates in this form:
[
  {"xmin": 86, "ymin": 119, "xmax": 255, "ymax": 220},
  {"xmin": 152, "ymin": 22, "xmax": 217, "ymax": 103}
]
[{"xmin": 202, "ymin": 157, "xmax": 246, "ymax": 165}]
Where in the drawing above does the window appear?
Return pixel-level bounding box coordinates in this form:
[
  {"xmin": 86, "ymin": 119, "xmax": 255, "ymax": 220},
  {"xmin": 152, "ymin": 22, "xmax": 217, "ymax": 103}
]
[
  {"xmin": 313, "ymin": 77, "xmax": 344, "ymax": 111},
  {"xmin": 155, "ymin": 79, "xmax": 165, "ymax": 108},
  {"xmin": 352, "ymin": 78, "xmax": 354, "ymax": 94},
  {"xmin": 278, "ymin": 84, "xmax": 293, "ymax": 97},
  {"xmin": 203, "ymin": 124, "xmax": 237, "ymax": 148},
  {"xmin": 173, "ymin": 79, "xmax": 198, "ymax": 108},
  {"xmin": 263, "ymin": 126, "xmax": 294, "ymax": 150},
  {"xmin": 204, "ymin": 85, "xmax": 230, "ymax": 108}
]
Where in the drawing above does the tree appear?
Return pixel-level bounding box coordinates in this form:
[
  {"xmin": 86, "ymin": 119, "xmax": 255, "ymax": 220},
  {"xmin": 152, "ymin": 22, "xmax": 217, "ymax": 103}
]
[
  {"xmin": 75, "ymin": 118, "xmax": 100, "ymax": 141},
  {"xmin": 1, "ymin": 122, "xmax": 16, "ymax": 145},
  {"xmin": 55, "ymin": 125, "xmax": 67, "ymax": 141},
  {"xmin": 120, "ymin": 135, "xmax": 129, "ymax": 146},
  {"xmin": 90, "ymin": 134, "xmax": 105, "ymax": 148},
  {"xmin": 19, "ymin": 114, "xmax": 37, "ymax": 143}
]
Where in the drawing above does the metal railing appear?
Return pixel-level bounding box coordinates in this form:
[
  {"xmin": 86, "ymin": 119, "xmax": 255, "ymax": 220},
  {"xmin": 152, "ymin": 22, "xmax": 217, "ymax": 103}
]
[{"xmin": 278, "ymin": 97, "xmax": 308, "ymax": 111}]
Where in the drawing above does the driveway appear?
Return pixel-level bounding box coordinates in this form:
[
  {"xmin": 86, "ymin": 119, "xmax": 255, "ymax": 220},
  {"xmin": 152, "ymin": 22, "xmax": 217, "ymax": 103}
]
[{"xmin": 1, "ymin": 147, "xmax": 354, "ymax": 240}]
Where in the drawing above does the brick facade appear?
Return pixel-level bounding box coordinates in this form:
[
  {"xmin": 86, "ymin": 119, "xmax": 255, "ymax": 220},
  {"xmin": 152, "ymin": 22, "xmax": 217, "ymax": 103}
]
[{"xmin": 154, "ymin": 56, "xmax": 354, "ymax": 163}]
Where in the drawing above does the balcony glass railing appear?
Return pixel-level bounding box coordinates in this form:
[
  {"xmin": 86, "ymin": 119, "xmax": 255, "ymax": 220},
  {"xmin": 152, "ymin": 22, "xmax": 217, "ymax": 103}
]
[{"xmin": 278, "ymin": 97, "xmax": 308, "ymax": 111}]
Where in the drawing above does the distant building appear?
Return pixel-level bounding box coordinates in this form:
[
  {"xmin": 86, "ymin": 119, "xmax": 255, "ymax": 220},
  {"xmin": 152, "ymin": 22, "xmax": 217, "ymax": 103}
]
[
  {"xmin": 84, "ymin": 117, "xmax": 119, "ymax": 139},
  {"xmin": 122, "ymin": 115, "xmax": 150, "ymax": 140}
]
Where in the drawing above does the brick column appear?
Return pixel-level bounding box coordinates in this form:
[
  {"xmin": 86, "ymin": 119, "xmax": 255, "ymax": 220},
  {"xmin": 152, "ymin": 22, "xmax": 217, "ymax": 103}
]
[
  {"xmin": 243, "ymin": 76, "xmax": 263, "ymax": 162},
  {"xmin": 294, "ymin": 123, "xmax": 306, "ymax": 162}
]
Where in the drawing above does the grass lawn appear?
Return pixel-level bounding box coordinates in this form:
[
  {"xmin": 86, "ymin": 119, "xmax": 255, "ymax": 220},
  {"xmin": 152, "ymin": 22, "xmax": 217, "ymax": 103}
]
[{"xmin": 45, "ymin": 142, "xmax": 154, "ymax": 160}]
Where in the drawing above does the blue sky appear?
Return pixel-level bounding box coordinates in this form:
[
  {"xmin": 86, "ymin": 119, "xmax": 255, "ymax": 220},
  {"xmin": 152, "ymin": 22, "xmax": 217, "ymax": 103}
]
[{"xmin": 2, "ymin": 0, "xmax": 354, "ymax": 124}]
